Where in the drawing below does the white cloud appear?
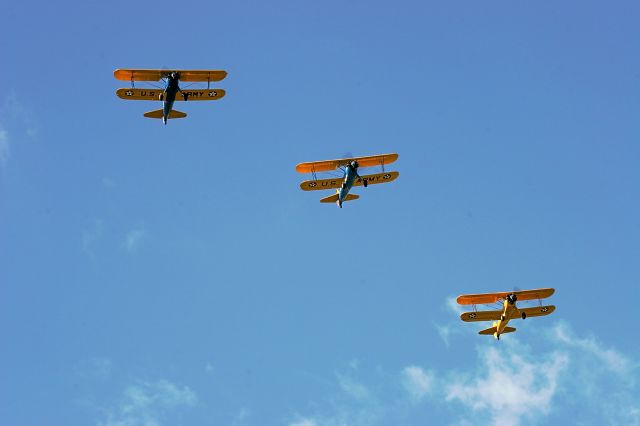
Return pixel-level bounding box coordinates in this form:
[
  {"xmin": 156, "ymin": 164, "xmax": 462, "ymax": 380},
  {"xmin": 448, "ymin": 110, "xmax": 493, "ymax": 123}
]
[
  {"xmin": 551, "ymin": 321, "xmax": 632, "ymax": 376},
  {"xmin": 75, "ymin": 357, "xmax": 112, "ymax": 380},
  {"xmin": 402, "ymin": 366, "xmax": 434, "ymax": 402},
  {"xmin": 446, "ymin": 346, "xmax": 568, "ymax": 426},
  {"xmin": 289, "ymin": 419, "xmax": 317, "ymax": 426},
  {"xmin": 337, "ymin": 373, "xmax": 371, "ymax": 401},
  {"xmin": 98, "ymin": 379, "xmax": 197, "ymax": 426},
  {"xmin": 82, "ymin": 218, "xmax": 104, "ymax": 257},
  {"xmin": 124, "ymin": 229, "xmax": 146, "ymax": 252},
  {"xmin": 0, "ymin": 128, "xmax": 9, "ymax": 166}
]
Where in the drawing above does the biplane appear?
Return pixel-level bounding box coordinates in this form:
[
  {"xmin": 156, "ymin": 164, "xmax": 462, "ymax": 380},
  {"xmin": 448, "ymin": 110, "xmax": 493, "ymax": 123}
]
[
  {"xmin": 296, "ymin": 153, "xmax": 399, "ymax": 208},
  {"xmin": 114, "ymin": 69, "xmax": 227, "ymax": 124},
  {"xmin": 457, "ymin": 288, "xmax": 556, "ymax": 340}
]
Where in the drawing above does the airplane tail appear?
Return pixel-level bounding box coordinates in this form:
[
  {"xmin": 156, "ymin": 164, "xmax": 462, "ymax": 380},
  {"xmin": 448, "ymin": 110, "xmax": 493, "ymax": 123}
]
[
  {"xmin": 319, "ymin": 193, "xmax": 360, "ymax": 203},
  {"xmin": 143, "ymin": 109, "xmax": 187, "ymax": 119},
  {"xmin": 479, "ymin": 326, "xmax": 516, "ymax": 335}
]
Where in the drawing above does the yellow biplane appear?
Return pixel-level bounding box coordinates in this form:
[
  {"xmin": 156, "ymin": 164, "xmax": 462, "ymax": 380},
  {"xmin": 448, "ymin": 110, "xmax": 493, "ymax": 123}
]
[
  {"xmin": 457, "ymin": 288, "xmax": 556, "ymax": 340},
  {"xmin": 114, "ymin": 69, "xmax": 227, "ymax": 124},
  {"xmin": 296, "ymin": 153, "xmax": 399, "ymax": 208}
]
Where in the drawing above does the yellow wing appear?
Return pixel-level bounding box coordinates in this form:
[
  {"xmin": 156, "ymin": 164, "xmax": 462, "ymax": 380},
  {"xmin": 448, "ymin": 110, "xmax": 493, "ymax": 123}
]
[
  {"xmin": 296, "ymin": 153, "xmax": 399, "ymax": 173},
  {"xmin": 460, "ymin": 310, "xmax": 502, "ymax": 322},
  {"xmin": 114, "ymin": 69, "xmax": 227, "ymax": 82},
  {"xmin": 299, "ymin": 171, "xmax": 399, "ymax": 191},
  {"xmin": 457, "ymin": 288, "xmax": 555, "ymax": 305},
  {"xmin": 512, "ymin": 305, "xmax": 556, "ymax": 319},
  {"xmin": 116, "ymin": 88, "xmax": 225, "ymax": 101}
]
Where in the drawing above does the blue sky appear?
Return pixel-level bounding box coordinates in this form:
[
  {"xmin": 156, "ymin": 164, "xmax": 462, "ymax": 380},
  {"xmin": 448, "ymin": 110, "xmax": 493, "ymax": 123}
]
[{"xmin": 1, "ymin": 1, "xmax": 639, "ymax": 425}]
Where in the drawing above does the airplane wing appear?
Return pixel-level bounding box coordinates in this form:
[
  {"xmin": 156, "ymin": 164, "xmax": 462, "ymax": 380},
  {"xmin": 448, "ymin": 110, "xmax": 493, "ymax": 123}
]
[
  {"xmin": 116, "ymin": 88, "xmax": 226, "ymax": 101},
  {"xmin": 114, "ymin": 69, "xmax": 227, "ymax": 82},
  {"xmin": 460, "ymin": 310, "xmax": 502, "ymax": 322},
  {"xmin": 296, "ymin": 153, "xmax": 399, "ymax": 173},
  {"xmin": 457, "ymin": 288, "xmax": 555, "ymax": 305},
  {"xmin": 299, "ymin": 171, "xmax": 399, "ymax": 191},
  {"xmin": 511, "ymin": 305, "xmax": 556, "ymax": 319}
]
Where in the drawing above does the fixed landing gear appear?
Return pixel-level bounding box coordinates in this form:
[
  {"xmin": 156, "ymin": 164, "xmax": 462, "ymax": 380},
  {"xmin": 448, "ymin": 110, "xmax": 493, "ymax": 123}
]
[
  {"xmin": 159, "ymin": 93, "xmax": 164, "ymax": 101},
  {"xmin": 363, "ymin": 179, "xmax": 368, "ymax": 187},
  {"xmin": 500, "ymin": 314, "xmax": 506, "ymax": 321},
  {"xmin": 522, "ymin": 312, "xmax": 527, "ymax": 319},
  {"xmin": 182, "ymin": 92, "xmax": 189, "ymax": 101}
]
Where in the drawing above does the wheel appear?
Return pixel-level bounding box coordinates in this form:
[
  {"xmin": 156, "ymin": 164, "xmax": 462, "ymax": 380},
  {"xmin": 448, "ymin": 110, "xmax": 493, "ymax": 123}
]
[
  {"xmin": 159, "ymin": 94, "xmax": 164, "ymax": 101},
  {"xmin": 183, "ymin": 93, "xmax": 189, "ymax": 101},
  {"xmin": 500, "ymin": 315, "xmax": 505, "ymax": 321},
  {"xmin": 363, "ymin": 180, "xmax": 368, "ymax": 187},
  {"xmin": 522, "ymin": 312, "xmax": 527, "ymax": 320}
]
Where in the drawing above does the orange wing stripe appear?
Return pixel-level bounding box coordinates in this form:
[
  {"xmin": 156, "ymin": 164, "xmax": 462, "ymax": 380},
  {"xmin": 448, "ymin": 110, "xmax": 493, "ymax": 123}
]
[{"xmin": 296, "ymin": 153, "xmax": 398, "ymax": 173}]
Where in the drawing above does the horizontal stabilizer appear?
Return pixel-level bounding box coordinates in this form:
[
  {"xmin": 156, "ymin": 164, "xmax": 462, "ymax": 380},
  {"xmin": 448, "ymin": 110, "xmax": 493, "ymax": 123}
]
[
  {"xmin": 143, "ymin": 109, "xmax": 187, "ymax": 119},
  {"xmin": 319, "ymin": 193, "xmax": 359, "ymax": 203},
  {"xmin": 478, "ymin": 326, "xmax": 516, "ymax": 335}
]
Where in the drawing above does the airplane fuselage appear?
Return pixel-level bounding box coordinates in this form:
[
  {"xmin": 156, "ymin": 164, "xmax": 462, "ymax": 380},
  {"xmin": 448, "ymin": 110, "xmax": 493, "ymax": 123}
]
[
  {"xmin": 494, "ymin": 298, "xmax": 519, "ymax": 338},
  {"xmin": 162, "ymin": 75, "xmax": 181, "ymax": 124},
  {"xmin": 337, "ymin": 163, "xmax": 360, "ymax": 207}
]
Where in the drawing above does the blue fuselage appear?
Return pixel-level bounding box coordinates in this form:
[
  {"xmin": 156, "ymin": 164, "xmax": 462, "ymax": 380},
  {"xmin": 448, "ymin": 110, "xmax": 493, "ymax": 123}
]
[
  {"xmin": 338, "ymin": 164, "xmax": 359, "ymax": 204},
  {"xmin": 162, "ymin": 76, "xmax": 180, "ymax": 123}
]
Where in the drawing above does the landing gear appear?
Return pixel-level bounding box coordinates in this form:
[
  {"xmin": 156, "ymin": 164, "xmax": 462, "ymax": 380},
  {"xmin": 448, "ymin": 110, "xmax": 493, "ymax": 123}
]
[
  {"xmin": 363, "ymin": 179, "xmax": 368, "ymax": 188},
  {"xmin": 522, "ymin": 312, "xmax": 527, "ymax": 320},
  {"xmin": 500, "ymin": 315, "xmax": 506, "ymax": 321},
  {"xmin": 497, "ymin": 334, "xmax": 500, "ymax": 340},
  {"xmin": 182, "ymin": 92, "xmax": 189, "ymax": 101},
  {"xmin": 159, "ymin": 93, "xmax": 164, "ymax": 101}
]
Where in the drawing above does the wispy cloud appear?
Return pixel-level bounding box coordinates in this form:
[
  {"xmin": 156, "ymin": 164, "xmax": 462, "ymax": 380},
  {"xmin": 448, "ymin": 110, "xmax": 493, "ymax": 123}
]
[
  {"xmin": 289, "ymin": 316, "xmax": 640, "ymax": 426},
  {"xmin": 402, "ymin": 366, "xmax": 434, "ymax": 402},
  {"xmin": 75, "ymin": 357, "xmax": 112, "ymax": 380},
  {"xmin": 337, "ymin": 373, "xmax": 371, "ymax": 401},
  {"xmin": 551, "ymin": 321, "xmax": 633, "ymax": 376},
  {"xmin": 289, "ymin": 419, "xmax": 317, "ymax": 426},
  {"xmin": 98, "ymin": 379, "xmax": 197, "ymax": 426},
  {"xmin": 124, "ymin": 228, "xmax": 146, "ymax": 253},
  {"xmin": 446, "ymin": 346, "xmax": 568, "ymax": 426},
  {"xmin": 3, "ymin": 91, "xmax": 38, "ymax": 138},
  {"xmin": 82, "ymin": 218, "xmax": 104, "ymax": 257},
  {"xmin": 0, "ymin": 127, "xmax": 9, "ymax": 166}
]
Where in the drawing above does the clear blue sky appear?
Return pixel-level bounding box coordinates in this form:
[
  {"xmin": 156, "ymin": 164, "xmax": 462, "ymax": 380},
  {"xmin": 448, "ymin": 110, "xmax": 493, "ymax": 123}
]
[{"xmin": 1, "ymin": 1, "xmax": 639, "ymax": 425}]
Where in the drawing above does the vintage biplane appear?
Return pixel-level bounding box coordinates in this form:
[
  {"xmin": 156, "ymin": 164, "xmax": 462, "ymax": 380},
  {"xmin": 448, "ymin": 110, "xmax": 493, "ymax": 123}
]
[
  {"xmin": 296, "ymin": 153, "xmax": 399, "ymax": 208},
  {"xmin": 114, "ymin": 69, "xmax": 227, "ymax": 124},
  {"xmin": 457, "ymin": 288, "xmax": 556, "ymax": 340}
]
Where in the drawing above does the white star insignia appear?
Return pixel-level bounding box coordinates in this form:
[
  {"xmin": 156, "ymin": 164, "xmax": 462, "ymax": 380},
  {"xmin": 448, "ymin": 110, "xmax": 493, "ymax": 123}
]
[{"xmin": 125, "ymin": 90, "xmax": 134, "ymax": 96}]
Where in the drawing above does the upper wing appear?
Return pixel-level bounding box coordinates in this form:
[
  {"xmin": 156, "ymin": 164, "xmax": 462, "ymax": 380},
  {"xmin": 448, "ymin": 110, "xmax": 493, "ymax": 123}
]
[
  {"xmin": 114, "ymin": 69, "xmax": 227, "ymax": 82},
  {"xmin": 460, "ymin": 310, "xmax": 502, "ymax": 322},
  {"xmin": 512, "ymin": 288, "xmax": 555, "ymax": 301},
  {"xmin": 299, "ymin": 171, "xmax": 399, "ymax": 191},
  {"xmin": 457, "ymin": 288, "xmax": 555, "ymax": 305},
  {"xmin": 116, "ymin": 88, "xmax": 226, "ymax": 101},
  {"xmin": 512, "ymin": 305, "xmax": 556, "ymax": 319},
  {"xmin": 296, "ymin": 153, "xmax": 399, "ymax": 173}
]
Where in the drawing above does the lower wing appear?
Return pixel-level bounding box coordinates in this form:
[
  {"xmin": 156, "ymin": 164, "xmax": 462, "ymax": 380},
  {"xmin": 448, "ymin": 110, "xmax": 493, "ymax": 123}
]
[
  {"xmin": 116, "ymin": 88, "xmax": 225, "ymax": 101},
  {"xmin": 299, "ymin": 171, "xmax": 399, "ymax": 191}
]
